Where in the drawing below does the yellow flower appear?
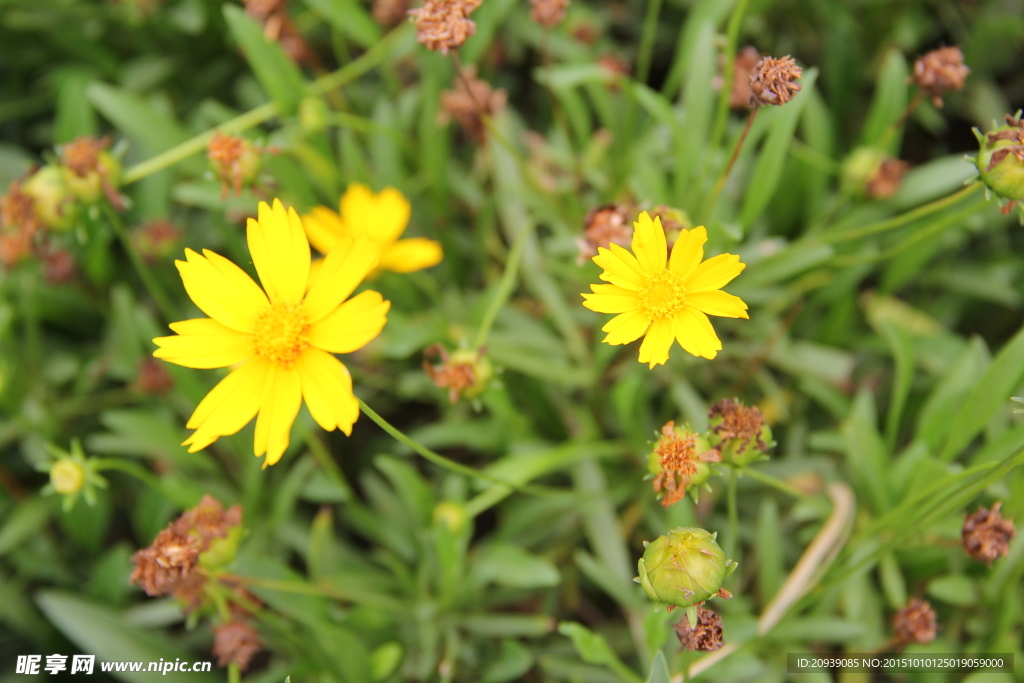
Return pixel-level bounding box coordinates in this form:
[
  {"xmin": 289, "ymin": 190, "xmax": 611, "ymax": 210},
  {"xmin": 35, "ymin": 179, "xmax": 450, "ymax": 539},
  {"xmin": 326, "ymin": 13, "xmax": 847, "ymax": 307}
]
[
  {"xmin": 582, "ymin": 211, "xmax": 748, "ymax": 368},
  {"xmin": 153, "ymin": 199, "xmax": 390, "ymax": 466},
  {"xmin": 303, "ymin": 183, "xmax": 442, "ymax": 279}
]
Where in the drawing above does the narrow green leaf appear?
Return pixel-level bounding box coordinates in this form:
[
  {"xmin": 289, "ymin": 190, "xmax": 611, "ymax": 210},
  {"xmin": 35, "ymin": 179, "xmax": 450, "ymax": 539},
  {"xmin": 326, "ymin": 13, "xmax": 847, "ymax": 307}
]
[
  {"xmin": 558, "ymin": 622, "xmax": 643, "ymax": 683},
  {"xmin": 916, "ymin": 337, "xmax": 988, "ymax": 451},
  {"xmin": 674, "ymin": 23, "xmax": 716, "ymax": 202},
  {"xmin": 859, "ymin": 48, "xmax": 909, "ymax": 153},
  {"xmin": 302, "ymin": 0, "xmax": 380, "ymax": 48},
  {"xmin": 739, "ymin": 68, "xmax": 819, "ymax": 230},
  {"xmin": 223, "ymin": 4, "xmax": 306, "ymax": 114},
  {"xmin": 86, "ymin": 83, "xmax": 190, "ymax": 155},
  {"xmin": 0, "ymin": 497, "xmax": 49, "ymax": 556},
  {"xmin": 54, "ymin": 70, "xmax": 99, "ymax": 143},
  {"xmin": 879, "ymin": 321, "xmax": 916, "ymax": 450},
  {"xmin": 755, "ymin": 497, "xmax": 784, "ymax": 604},
  {"xmin": 841, "ymin": 389, "xmax": 891, "ymax": 514},
  {"xmin": 645, "ymin": 652, "xmax": 671, "ymax": 683},
  {"xmin": 474, "ymin": 543, "xmax": 560, "ymax": 588}
]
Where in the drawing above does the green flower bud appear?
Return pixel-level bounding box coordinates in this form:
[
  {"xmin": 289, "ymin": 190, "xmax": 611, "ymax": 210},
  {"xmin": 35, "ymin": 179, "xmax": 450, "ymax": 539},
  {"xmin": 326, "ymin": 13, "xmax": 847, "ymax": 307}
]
[
  {"xmin": 23, "ymin": 166, "xmax": 75, "ymax": 231},
  {"xmin": 424, "ymin": 345, "xmax": 493, "ymax": 403},
  {"xmin": 707, "ymin": 399, "xmax": 774, "ymax": 468},
  {"xmin": 635, "ymin": 527, "xmax": 737, "ymax": 610},
  {"xmin": 433, "ymin": 501, "xmax": 468, "ymax": 536},
  {"xmin": 50, "ymin": 458, "xmax": 85, "ymax": 495},
  {"xmin": 199, "ymin": 525, "xmax": 243, "ymax": 570},
  {"xmin": 974, "ymin": 113, "xmax": 1024, "ymax": 202},
  {"xmin": 299, "ymin": 96, "xmax": 330, "ymax": 132},
  {"xmin": 841, "ymin": 147, "xmax": 886, "ymax": 196},
  {"xmin": 39, "ymin": 439, "xmax": 107, "ymax": 511}
]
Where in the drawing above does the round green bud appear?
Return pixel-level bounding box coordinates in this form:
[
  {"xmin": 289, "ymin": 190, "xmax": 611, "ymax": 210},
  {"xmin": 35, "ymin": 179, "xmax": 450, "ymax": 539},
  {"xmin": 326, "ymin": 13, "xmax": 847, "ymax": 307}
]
[
  {"xmin": 50, "ymin": 458, "xmax": 85, "ymax": 495},
  {"xmin": 23, "ymin": 166, "xmax": 75, "ymax": 231},
  {"xmin": 199, "ymin": 525, "xmax": 242, "ymax": 570},
  {"xmin": 636, "ymin": 527, "xmax": 737, "ymax": 609},
  {"xmin": 433, "ymin": 501, "xmax": 468, "ymax": 535},
  {"xmin": 299, "ymin": 97, "xmax": 330, "ymax": 132},
  {"xmin": 841, "ymin": 147, "xmax": 885, "ymax": 197},
  {"xmin": 976, "ymin": 116, "xmax": 1024, "ymax": 202},
  {"xmin": 449, "ymin": 349, "xmax": 492, "ymax": 399}
]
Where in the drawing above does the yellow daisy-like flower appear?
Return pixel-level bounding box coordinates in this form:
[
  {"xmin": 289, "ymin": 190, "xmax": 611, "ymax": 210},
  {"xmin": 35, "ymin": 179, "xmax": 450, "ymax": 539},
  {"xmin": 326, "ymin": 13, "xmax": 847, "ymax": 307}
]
[
  {"xmin": 153, "ymin": 199, "xmax": 390, "ymax": 467},
  {"xmin": 582, "ymin": 211, "xmax": 748, "ymax": 368},
  {"xmin": 303, "ymin": 183, "xmax": 443, "ymax": 278}
]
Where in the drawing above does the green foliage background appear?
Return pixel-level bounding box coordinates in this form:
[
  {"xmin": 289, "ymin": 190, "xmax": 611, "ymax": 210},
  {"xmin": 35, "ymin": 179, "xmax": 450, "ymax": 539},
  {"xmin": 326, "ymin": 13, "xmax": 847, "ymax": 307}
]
[{"xmin": 1, "ymin": 0, "xmax": 1024, "ymax": 681}]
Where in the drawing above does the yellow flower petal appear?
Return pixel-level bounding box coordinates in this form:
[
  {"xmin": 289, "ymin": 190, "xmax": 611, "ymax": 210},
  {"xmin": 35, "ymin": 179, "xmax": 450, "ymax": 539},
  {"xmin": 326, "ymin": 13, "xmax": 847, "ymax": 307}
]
[
  {"xmin": 182, "ymin": 357, "xmax": 269, "ymax": 452},
  {"xmin": 378, "ymin": 237, "xmax": 443, "ymax": 273},
  {"xmin": 638, "ymin": 317, "xmax": 674, "ymax": 368},
  {"xmin": 668, "ymin": 226, "xmax": 707, "ymax": 279},
  {"xmin": 247, "ymin": 199, "xmax": 310, "ymax": 305},
  {"xmin": 685, "ymin": 253, "xmax": 746, "ymax": 292},
  {"xmin": 308, "ymin": 289, "xmax": 391, "ymax": 354},
  {"xmin": 176, "ymin": 248, "xmax": 267, "ymax": 333},
  {"xmin": 602, "ymin": 308, "xmax": 651, "ymax": 345},
  {"xmin": 296, "ymin": 349, "xmax": 360, "ymax": 434},
  {"xmin": 253, "ymin": 362, "xmax": 302, "ymax": 466},
  {"xmin": 340, "ymin": 183, "xmax": 410, "ymax": 244},
  {"xmin": 153, "ymin": 318, "xmax": 253, "ymax": 368},
  {"xmin": 593, "ymin": 244, "xmax": 645, "ymax": 290},
  {"xmin": 687, "ymin": 290, "xmax": 749, "ymax": 319},
  {"xmin": 303, "ymin": 206, "xmax": 346, "ymax": 255},
  {"xmin": 674, "ymin": 307, "xmax": 722, "ymax": 359},
  {"xmin": 582, "ymin": 284, "xmax": 638, "ymax": 314},
  {"xmin": 303, "ymin": 235, "xmax": 380, "ymax": 323},
  {"xmin": 631, "ymin": 212, "xmax": 667, "ymax": 275}
]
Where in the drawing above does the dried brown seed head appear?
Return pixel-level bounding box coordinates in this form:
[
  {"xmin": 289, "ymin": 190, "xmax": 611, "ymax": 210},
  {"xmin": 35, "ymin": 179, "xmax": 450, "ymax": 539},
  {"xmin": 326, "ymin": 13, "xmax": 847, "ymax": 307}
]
[
  {"xmin": 439, "ymin": 66, "xmax": 507, "ymax": 142},
  {"xmin": 709, "ymin": 399, "xmax": 766, "ymax": 455},
  {"xmin": 577, "ymin": 203, "xmax": 633, "ymax": 263},
  {"xmin": 132, "ymin": 219, "xmax": 182, "ymax": 262},
  {"xmin": 749, "ymin": 55, "xmax": 803, "ymax": 107},
  {"xmin": 962, "ymin": 501, "xmax": 1016, "ymax": 565},
  {"xmin": 865, "ymin": 158, "xmax": 911, "ymax": 199},
  {"xmin": 651, "ymin": 421, "xmax": 719, "ymax": 508},
  {"xmin": 373, "ymin": 0, "xmax": 412, "ymax": 27},
  {"xmin": 423, "ymin": 344, "xmax": 491, "ymax": 403},
  {"xmin": 138, "ymin": 357, "xmax": 175, "ymax": 394},
  {"xmin": 529, "ymin": 0, "xmax": 568, "ymax": 28},
  {"xmin": 893, "ymin": 598, "xmax": 937, "ymax": 645},
  {"xmin": 408, "ymin": 0, "xmax": 482, "ymax": 55},
  {"xmin": 42, "ymin": 247, "xmax": 76, "ymax": 284},
  {"xmin": 213, "ymin": 621, "xmax": 262, "ymax": 671},
  {"xmin": 59, "ymin": 137, "xmax": 111, "ymax": 178},
  {"xmin": 674, "ymin": 607, "xmax": 724, "ymax": 652},
  {"xmin": 173, "ymin": 494, "xmax": 244, "ymax": 548},
  {"xmin": 913, "ymin": 46, "xmax": 969, "ymax": 107},
  {"xmin": 129, "ymin": 528, "xmax": 201, "ymax": 597},
  {"xmin": 1, "ymin": 180, "xmax": 39, "ymax": 234}
]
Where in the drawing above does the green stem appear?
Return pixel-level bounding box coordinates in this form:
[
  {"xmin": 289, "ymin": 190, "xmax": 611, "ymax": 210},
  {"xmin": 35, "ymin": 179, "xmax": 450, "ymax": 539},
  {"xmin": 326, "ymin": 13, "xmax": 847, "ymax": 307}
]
[
  {"xmin": 121, "ymin": 25, "xmax": 412, "ymax": 185},
  {"xmin": 228, "ymin": 663, "xmax": 241, "ymax": 683},
  {"xmin": 19, "ymin": 269, "xmax": 41, "ymax": 378},
  {"xmin": 707, "ymin": 0, "xmax": 750, "ymax": 155},
  {"xmin": 473, "ymin": 220, "xmax": 534, "ymax": 350},
  {"xmin": 91, "ymin": 458, "xmax": 196, "ymax": 507},
  {"xmin": 359, "ymin": 400, "xmax": 552, "ymax": 495},
  {"xmin": 819, "ymin": 182, "xmax": 983, "ymax": 244},
  {"xmin": 726, "ymin": 468, "xmax": 739, "ymax": 560},
  {"xmin": 104, "ymin": 205, "xmax": 177, "ymax": 323},
  {"xmin": 223, "ymin": 573, "xmax": 405, "ymax": 610},
  {"xmin": 636, "ymin": 0, "xmax": 665, "ymax": 85},
  {"xmin": 702, "ymin": 108, "xmax": 758, "ymax": 221}
]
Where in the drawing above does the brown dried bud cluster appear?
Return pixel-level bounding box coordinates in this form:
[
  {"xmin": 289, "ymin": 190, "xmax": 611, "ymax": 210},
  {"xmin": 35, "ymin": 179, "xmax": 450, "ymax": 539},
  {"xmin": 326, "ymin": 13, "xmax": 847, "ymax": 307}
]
[
  {"xmin": 728, "ymin": 46, "xmax": 761, "ymax": 110},
  {"xmin": 213, "ymin": 621, "xmax": 263, "ymax": 671},
  {"xmin": 373, "ymin": 0, "xmax": 412, "ymax": 27},
  {"xmin": 60, "ymin": 136, "xmax": 110, "ymax": 178},
  {"xmin": 132, "ymin": 219, "xmax": 182, "ymax": 262},
  {"xmin": 529, "ymin": 0, "xmax": 568, "ymax": 28},
  {"xmin": 962, "ymin": 501, "xmax": 1016, "ymax": 565},
  {"xmin": 749, "ymin": 55, "xmax": 803, "ymax": 107},
  {"xmin": 439, "ymin": 66, "xmax": 507, "ymax": 142},
  {"xmin": 576, "ymin": 204, "xmax": 633, "ymax": 264},
  {"xmin": 244, "ymin": 0, "xmax": 316, "ymax": 66},
  {"xmin": 893, "ymin": 598, "xmax": 937, "ymax": 645},
  {"xmin": 138, "ymin": 357, "xmax": 175, "ymax": 394},
  {"xmin": 408, "ymin": 0, "xmax": 482, "ymax": 55},
  {"xmin": 674, "ymin": 607, "xmax": 724, "ymax": 652},
  {"xmin": 865, "ymin": 158, "xmax": 910, "ymax": 199},
  {"xmin": 983, "ymin": 114, "xmax": 1024, "ymax": 173},
  {"xmin": 130, "ymin": 495, "xmax": 242, "ymax": 598},
  {"xmin": 709, "ymin": 399, "xmax": 766, "ymax": 455},
  {"xmin": 423, "ymin": 344, "xmax": 491, "ymax": 403},
  {"xmin": 0, "ymin": 180, "xmax": 38, "ymax": 268},
  {"xmin": 651, "ymin": 421, "xmax": 720, "ymax": 508},
  {"xmin": 913, "ymin": 46, "xmax": 969, "ymax": 108}
]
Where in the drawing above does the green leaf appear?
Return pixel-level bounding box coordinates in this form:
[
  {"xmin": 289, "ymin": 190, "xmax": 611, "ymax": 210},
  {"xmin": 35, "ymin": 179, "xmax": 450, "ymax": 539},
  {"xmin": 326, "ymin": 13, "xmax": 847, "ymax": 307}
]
[
  {"xmin": 302, "ymin": 0, "xmax": 380, "ymax": 48},
  {"xmin": 558, "ymin": 622, "xmax": 643, "ymax": 683},
  {"xmin": 222, "ymin": 4, "xmax": 306, "ymax": 115},
  {"xmin": 0, "ymin": 497, "xmax": 49, "ymax": 556},
  {"xmin": 474, "ymin": 543, "xmax": 560, "ymax": 588},
  {"xmin": 675, "ymin": 23, "xmax": 716, "ymax": 204},
  {"xmin": 755, "ymin": 497, "xmax": 784, "ymax": 604},
  {"xmin": 841, "ymin": 389, "xmax": 891, "ymax": 514},
  {"xmin": 942, "ymin": 321, "xmax": 1024, "ymax": 461},
  {"xmin": 927, "ymin": 574, "xmax": 978, "ymax": 607},
  {"xmin": 917, "ymin": 338, "xmax": 989, "ymax": 451},
  {"xmin": 86, "ymin": 82, "xmax": 190, "ymax": 155},
  {"xmin": 739, "ymin": 68, "xmax": 819, "ymax": 231},
  {"xmin": 36, "ymin": 591, "xmax": 219, "ymax": 683},
  {"xmin": 645, "ymin": 652, "xmax": 671, "ymax": 683},
  {"xmin": 859, "ymin": 48, "xmax": 909, "ymax": 153},
  {"xmin": 53, "ymin": 69, "xmax": 98, "ymax": 143},
  {"xmin": 482, "ymin": 640, "xmax": 535, "ymax": 683},
  {"xmin": 879, "ymin": 321, "xmax": 916, "ymax": 449}
]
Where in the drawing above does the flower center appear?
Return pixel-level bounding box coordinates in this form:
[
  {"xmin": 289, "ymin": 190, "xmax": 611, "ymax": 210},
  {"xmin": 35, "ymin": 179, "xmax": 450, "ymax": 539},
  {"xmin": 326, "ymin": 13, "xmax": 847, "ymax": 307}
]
[
  {"xmin": 253, "ymin": 303, "xmax": 310, "ymax": 366},
  {"xmin": 639, "ymin": 270, "xmax": 686, "ymax": 319}
]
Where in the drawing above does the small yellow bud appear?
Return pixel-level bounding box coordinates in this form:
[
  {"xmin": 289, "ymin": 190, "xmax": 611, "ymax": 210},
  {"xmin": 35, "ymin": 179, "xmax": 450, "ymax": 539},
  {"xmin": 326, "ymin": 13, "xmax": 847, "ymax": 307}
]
[{"xmin": 50, "ymin": 458, "xmax": 85, "ymax": 495}]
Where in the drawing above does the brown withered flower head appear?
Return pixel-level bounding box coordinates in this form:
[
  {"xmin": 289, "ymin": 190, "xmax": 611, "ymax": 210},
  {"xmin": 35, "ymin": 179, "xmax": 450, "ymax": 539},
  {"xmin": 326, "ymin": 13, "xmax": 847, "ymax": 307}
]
[
  {"xmin": 1, "ymin": 179, "xmax": 38, "ymax": 235},
  {"xmin": 132, "ymin": 219, "xmax": 182, "ymax": 262},
  {"xmin": 373, "ymin": 0, "xmax": 412, "ymax": 27},
  {"xmin": 408, "ymin": 0, "xmax": 482, "ymax": 55},
  {"xmin": 576, "ymin": 203, "xmax": 633, "ymax": 264},
  {"xmin": 423, "ymin": 343, "xmax": 491, "ymax": 403},
  {"xmin": 207, "ymin": 132, "xmax": 264, "ymax": 199},
  {"xmin": 962, "ymin": 501, "xmax": 1016, "ymax": 565},
  {"xmin": 651, "ymin": 421, "xmax": 720, "ymax": 508},
  {"xmin": 137, "ymin": 357, "xmax": 175, "ymax": 394},
  {"xmin": 893, "ymin": 598, "xmax": 937, "ymax": 646},
  {"xmin": 728, "ymin": 46, "xmax": 761, "ymax": 110},
  {"xmin": 674, "ymin": 607, "xmax": 724, "ymax": 652},
  {"xmin": 749, "ymin": 55, "xmax": 802, "ymax": 107},
  {"xmin": 983, "ymin": 114, "xmax": 1024, "ymax": 173},
  {"xmin": 129, "ymin": 528, "xmax": 201, "ymax": 597},
  {"xmin": 866, "ymin": 158, "xmax": 911, "ymax": 199},
  {"xmin": 245, "ymin": 0, "xmax": 316, "ymax": 65},
  {"xmin": 60, "ymin": 136, "xmax": 109, "ymax": 178},
  {"xmin": 709, "ymin": 399, "xmax": 766, "ymax": 454},
  {"xmin": 213, "ymin": 621, "xmax": 263, "ymax": 671},
  {"xmin": 42, "ymin": 247, "xmax": 76, "ymax": 284},
  {"xmin": 529, "ymin": 0, "xmax": 568, "ymax": 28},
  {"xmin": 439, "ymin": 66, "xmax": 507, "ymax": 142},
  {"xmin": 173, "ymin": 494, "xmax": 243, "ymax": 547},
  {"xmin": 913, "ymin": 46, "xmax": 969, "ymax": 108}
]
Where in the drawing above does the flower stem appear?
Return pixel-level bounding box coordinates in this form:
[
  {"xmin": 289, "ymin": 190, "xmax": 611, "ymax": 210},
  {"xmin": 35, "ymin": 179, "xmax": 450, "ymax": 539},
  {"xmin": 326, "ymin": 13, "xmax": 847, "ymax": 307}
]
[
  {"xmin": 103, "ymin": 205, "xmax": 177, "ymax": 323},
  {"xmin": 819, "ymin": 181, "xmax": 983, "ymax": 244},
  {"xmin": 725, "ymin": 468, "xmax": 739, "ymax": 560},
  {"xmin": 121, "ymin": 25, "xmax": 413, "ymax": 185},
  {"xmin": 707, "ymin": 0, "xmax": 750, "ymax": 155},
  {"xmin": 703, "ymin": 108, "xmax": 758, "ymax": 221},
  {"xmin": 228, "ymin": 663, "xmax": 241, "ymax": 683},
  {"xmin": 473, "ymin": 219, "xmax": 534, "ymax": 350}
]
